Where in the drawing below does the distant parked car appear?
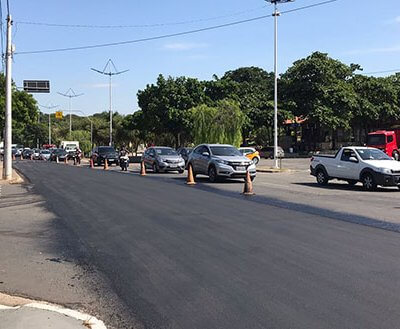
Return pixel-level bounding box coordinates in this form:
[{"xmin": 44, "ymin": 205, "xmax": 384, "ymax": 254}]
[
  {"xmin": 187, "ymin": 144, "xmax": 256, "ymax": 183},
  {"xmin": 32, "ymin": 149, "xmax": 41, "ymax": 160},
  {"xmin": 91, "ymin": 146, "xmax": 119, "ymax": 166},
  {"xmin": 22, "ymin": 149, "xmax": 34, "ymax": 159},
  {"xmin": 142, "ymin": 147, "xmax": 185, "ymax": 173},
  {"xmin": 176, "ymin": 147, "xmax": 193, "ymax": 164},
  {"xmin": 258, "ymin": 146, "xmax": 285, "ymax": 159},
  {"xmin": 49, "ymin": 148, "xmax": 68, "ymax": 162},
  {"xmin": 40, "ymin": 149, "xmax": 51, "ymax": 161},
  {"xmin": 239, "ymin": 147, "xmax": 260, "ymax": 165}
]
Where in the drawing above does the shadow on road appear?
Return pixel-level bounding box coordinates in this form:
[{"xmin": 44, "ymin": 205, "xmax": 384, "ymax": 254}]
[{"xmin": 293, "ymin": 182, "xmax": 400, "ymax": 193}]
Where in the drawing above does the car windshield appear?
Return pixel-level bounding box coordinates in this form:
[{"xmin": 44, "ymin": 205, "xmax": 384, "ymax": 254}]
[
  {"xmin": 41, "ymin": 150, "xmax": 50, "ymax": 154},
  {"xmin": 210, "ymin": 146, "xmax": 241, "ymax": 156},
  {"xmin": 356, "ymin": 148, "xmax": 391, "ymax": 160},
  {"xmin": 367, "ymin": 134, "xmax": 386, "ymax": 146},
  {"xmin": 155, "ymin": 148, "xmax": 177, "ymax": 156},
  {"xmin": 99, "ymin": 147, "xmax": 115, "ymax": 154}
]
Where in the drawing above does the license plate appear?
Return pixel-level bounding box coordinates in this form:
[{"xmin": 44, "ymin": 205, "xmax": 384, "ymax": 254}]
[
  {"xmin": 236, "ymin": 166, "xmax": 246, "ymax": 171},
  {"xmin": 169, "ymin": 164, "xmax": 177, "ymax": 168}
]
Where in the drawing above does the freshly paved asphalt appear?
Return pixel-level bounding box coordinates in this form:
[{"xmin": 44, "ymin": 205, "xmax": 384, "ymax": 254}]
[{"xmin": 15, "ymin": 161, "xmax": 400, "ymax": 329}]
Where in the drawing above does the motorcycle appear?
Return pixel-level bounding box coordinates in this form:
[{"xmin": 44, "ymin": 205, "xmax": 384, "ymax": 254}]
[
  {"xmin": 119, "ymin": 154, "xmax": 129, "ymax": 171},
  {"xmin": 73, "ymin": 151, "xmax": 82, "ymax": 165}
]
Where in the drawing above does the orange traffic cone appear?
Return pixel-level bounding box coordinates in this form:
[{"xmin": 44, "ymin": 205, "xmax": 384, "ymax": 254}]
[
  {"xmin": 242, "ymin": 170, "xmax": 255, "ymax": 196},
  {"xmin": 140, "ymin": 161, "xmax": 146, "ymax": 176},
  {"xmin": 20, "ymin": 154, "xmax": 23, "ymax": 161},
  {"xmin": 64, "ymin": 156, "xmax": 67, "ymax": 164},
  {"xmin": 104, "ymin": 159, "xmax": 109, "ymax": 170},
  {"xmin": 56, "ymin": 156, "xmax": 59, "ymax": 163},
  {"xmin": 89, "ymin": 158, "xmax": 94, "ymax": 168},
  {"xmin": 186, "ymin": 164, "xmax": 196, "ymax": 185},
  {"xmin": 30, "ymin": 154, "xmax": 33, "ymax": 161},
  {"xmin": 12, "ymin": 154, "xmax": 16, "ymax": 161}
]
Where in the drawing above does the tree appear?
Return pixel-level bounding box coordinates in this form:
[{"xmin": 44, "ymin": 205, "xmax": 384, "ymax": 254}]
[
  {"xmin": 281, "ymin": 52, "xmax": 358, "ymax": 148},
  {"xmin": 0, "ymin": 74, "xmax": 39, "ymax": 147},
  {"xmin": 191, "ymin": 99, "xmax": 244, "ymax": 147},
  {"xmin": 137, "ymin": 74, "xmax": 207, "ymax": 147}
]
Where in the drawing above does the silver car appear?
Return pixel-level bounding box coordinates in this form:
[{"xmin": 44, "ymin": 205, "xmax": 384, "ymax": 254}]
[
  {"xmin": 187, "ymin": 144, "xmax": 256, "ymax": 182},
  {"xmin": 40, "ymin": 149, "xmax": 51, "ymax": 161},
  {"xmin": 142, "ymin": 147, "xmax": 185, "ymax": 173}
]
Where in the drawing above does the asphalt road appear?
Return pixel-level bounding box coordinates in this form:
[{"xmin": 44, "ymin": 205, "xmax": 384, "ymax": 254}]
[{"xmin": 14, "ymin": 161, "xmax": 400, "ymax": 329}]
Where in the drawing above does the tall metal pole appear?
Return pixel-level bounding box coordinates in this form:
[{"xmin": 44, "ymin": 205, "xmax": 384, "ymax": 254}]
[
  {"xmin": 273, "ymin": 3, "xmax": 280, "ymax": 169},
  {"xmin": 90, "ymin": 121, "xmax": 93, "ymax": 152},
  {"xmin": 109, "ymin": 74, "xmax": 112, "ymax": 146},
  {"xmin": 91, "ymin": 59, "xmax": 128, "ymax": 147},
  {"xmin": 69, "ymin": 97, "xmax": 72, "ymax": 139},
  {"xmin": 48, "ymin": 113, "xmax": 51, "ymax": 145},
  {"xmin": 2, "ymin": 14, "xmax": 12, "ymax": 180}
]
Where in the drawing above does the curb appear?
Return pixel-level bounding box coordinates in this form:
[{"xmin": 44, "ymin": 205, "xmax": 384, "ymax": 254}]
[{"xmin": 0, "ymin": 300, "xmax": 107, "ymax": 329}]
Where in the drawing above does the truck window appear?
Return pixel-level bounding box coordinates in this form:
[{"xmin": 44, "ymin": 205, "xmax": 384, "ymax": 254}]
[
  {"xmin": 341, "ymin": 149, "xmax": 357, "ymax": 162},
  {"xmin": 387, "ymin": 135, "xmax": 394, "ymax": 143},
  {"xmin": 367, "ymin": 134, "xmax": 385, "ymax": 146}
]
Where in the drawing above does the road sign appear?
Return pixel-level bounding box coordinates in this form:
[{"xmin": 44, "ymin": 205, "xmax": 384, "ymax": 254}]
[
  {"xmin": 23, "ymin": 80, "xmax": 50, "ymax": 93},
  {"xmin": 55, "ymin": 111, "xmax": 63, "ymax": 119}
]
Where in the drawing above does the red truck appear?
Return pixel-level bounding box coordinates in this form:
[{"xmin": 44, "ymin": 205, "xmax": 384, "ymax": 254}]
[{"xmin": 367, "ymin": 130, "xmax": 400, "ymax": 161}]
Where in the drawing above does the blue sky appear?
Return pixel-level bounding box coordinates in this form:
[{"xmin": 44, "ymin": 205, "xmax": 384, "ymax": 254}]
[{"xmin": 6, "ymin": 0, "xmax": 400, "ymax": 115}]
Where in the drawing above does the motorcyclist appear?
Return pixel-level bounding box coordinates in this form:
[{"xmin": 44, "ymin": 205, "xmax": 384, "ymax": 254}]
[
  {"xmin": 74, "ymin": 147, "xmax": 82, "ymax": 165},
  {"xmin": 119, "ymin": 146, "xmax": 129, "ymax": 171}
]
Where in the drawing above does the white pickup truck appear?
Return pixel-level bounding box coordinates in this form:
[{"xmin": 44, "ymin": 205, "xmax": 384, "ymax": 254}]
[{"xmin": 310, "ymin": 147, "xmax": 400, "ymax": 190}]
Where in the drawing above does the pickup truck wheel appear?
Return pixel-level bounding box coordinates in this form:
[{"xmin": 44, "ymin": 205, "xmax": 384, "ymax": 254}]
[
  {"xmin": 347, "ymin": 180, "xmax": 357, "ymax": 186},
  {"xmin": 393, "ymin": 151, "xmax": 400, "ymax": 161},
  {"xmin": 362, "ymin": 173, "xmax": 377, "ymax": 191},
  {"xmin": 316, "ymin": 170, "xmax": 328, "ymax": 186}
]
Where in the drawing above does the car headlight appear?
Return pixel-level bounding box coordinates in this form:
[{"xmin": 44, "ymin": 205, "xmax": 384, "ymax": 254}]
[
  {"xmin": 216, "ymin": 159, "xmax": 229, "ymax": 165},
  {"xmin": 380, "ymin": 168, "xmax": 392, "ymax": 175}
]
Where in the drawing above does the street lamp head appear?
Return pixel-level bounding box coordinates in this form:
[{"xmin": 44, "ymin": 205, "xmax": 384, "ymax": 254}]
[{"xmin": 265, "ymin": 0, "xmax": 294, "ymax": 3}]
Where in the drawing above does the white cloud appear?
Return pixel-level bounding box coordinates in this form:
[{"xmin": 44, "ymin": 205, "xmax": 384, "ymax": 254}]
[
  {"xmin": 344, "ymin": 45, "xmax": 400, "ymax": 55},
  {"xmin": 395, "ymin": 16, "xmax": 400, "ymax": 23},
  {"xmin": 163, "ymin": 42, "xmax": 209, "ymax": 51}
]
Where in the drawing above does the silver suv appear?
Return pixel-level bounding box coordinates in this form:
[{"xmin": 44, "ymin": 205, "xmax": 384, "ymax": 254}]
[{"xmin": 188, "ymin": 144, "xmax": 256, "ymax": 182}]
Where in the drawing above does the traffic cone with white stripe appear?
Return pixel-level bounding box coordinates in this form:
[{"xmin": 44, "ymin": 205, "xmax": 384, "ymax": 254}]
[
  {"xmin": 104, "ymin": 159, "xmax": 109, "ymax": 170},
  {"xmin": 242, "ymin": 170, "xmax": 255, "ymax": 196},
  {"xmin": 186, "ymin": 163, "xmax": 196, "ymax": 185},
  {"xmin": 140, "ymin": 161, "xmax": 146, "ymax": 176}
]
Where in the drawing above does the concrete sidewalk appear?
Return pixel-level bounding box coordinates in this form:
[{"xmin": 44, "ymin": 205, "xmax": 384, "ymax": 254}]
[{"xmin": 0, "ymin": 293, "xmax": 106, "ymax": 329}]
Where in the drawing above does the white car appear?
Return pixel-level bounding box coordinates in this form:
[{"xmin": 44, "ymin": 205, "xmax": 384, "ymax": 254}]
[
  {"xmin": 40, "ymin": 149, "xmax": 52, "ymax": 161},
  {"xmin": 310, "ymin": 147, "xmax": 400, "ymax": 190}
]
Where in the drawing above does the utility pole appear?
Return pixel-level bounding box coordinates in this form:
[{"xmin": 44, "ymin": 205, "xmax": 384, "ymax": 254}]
[
  {"xmin": 57, "ymin": 89, "xmax": 83, "ymax": 139},
  {"xmin": 39, "ymin": 104, "xmax": 58, "ymax": 146},
  {"xmin": 2, "ymin": 13, "xmax": 13, "ymax": 180},
  {"xmin": 91, "ymin": 59, "xmax": 128, "ymax": 146},
  {"xmin": 64, "ymin": 109, "xmax": 93, "ymax": 153},
  {"xmin": 266, "ymin": 0, "xmax": 294, "ymax": 169}
]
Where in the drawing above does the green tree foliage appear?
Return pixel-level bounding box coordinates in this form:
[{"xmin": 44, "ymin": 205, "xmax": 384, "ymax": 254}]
[
  {"xmin": 191, "ymin": 100, "xmax": 244, "ymax": 147},
  {"xmin": 281, "ymin": 52, "xmax": 358, "ymax": 132},
  {"xmin": 137, "ymin": 74, "xmax": 206, "ymax": 147},
  {"xmin": 0, "ymin": 74, "xmax": 39, "ymax": 146}
]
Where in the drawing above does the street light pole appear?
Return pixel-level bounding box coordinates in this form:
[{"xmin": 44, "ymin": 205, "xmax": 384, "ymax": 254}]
[
  {"xmin": 2, "ymin": 14, "xmax": 12, "ymax": 180},
  {"xmin": 91, "ymin": 59, "xmax": 128, "ymax": 146},
  {"xmin": 266, "ymin": 0, "xmax": 294, "ymax": 169},
  {"xmin": 39, "ymin": 104, "xmax": 58, "ymax": 147},
  {"xmin": 57, "ymin": 89, "xmax": 84, "ymax": 139}
]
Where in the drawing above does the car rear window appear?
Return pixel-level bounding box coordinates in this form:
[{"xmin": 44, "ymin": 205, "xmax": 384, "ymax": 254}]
[{"xmin": 99, "ymin": 147, "xmax": 115, "ymax": 154}]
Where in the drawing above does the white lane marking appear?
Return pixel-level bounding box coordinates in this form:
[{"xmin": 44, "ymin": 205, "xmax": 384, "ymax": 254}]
[{"xmin": 0, "ymin": 302, "xmax": 107, "ymax": 329}]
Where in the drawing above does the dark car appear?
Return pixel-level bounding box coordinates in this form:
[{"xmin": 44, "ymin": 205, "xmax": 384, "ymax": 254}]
[
  {"xmin": 91, "ymin": 146, "xmax": 119, "ymax": 166},
  {"xmin": 50, "ymin": 148, "xmax": 68, "ymax": 162},
  {"xmin": 176, "ymin": 147, "xmax": 193, "ymax": 164},
  {"xmin": 258, "ymin": 146, "xmax": 285, "ymax": 159},
  {"xmin": 22, "ymin": 149, "xmax": 34, "ymax": 159}
]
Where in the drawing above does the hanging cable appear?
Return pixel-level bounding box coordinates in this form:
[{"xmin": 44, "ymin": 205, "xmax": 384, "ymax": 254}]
[{"xmin": 14, "ymin": 0, "xmax": 339, "ymax": 56}]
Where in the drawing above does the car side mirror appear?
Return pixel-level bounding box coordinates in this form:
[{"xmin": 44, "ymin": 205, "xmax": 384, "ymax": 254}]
[
  {"xmin": 202, "ymin": 152, "xmax": 210, "ymax": 157},
  {"xmin": 349, "ymin": 156, "xmax": 358, "ymax": 163}
]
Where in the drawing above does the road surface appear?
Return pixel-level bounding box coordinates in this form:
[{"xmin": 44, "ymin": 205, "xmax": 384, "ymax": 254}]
[{"xmin": 14, "ymin": 161, "xmax": 400, "ymax": 329}]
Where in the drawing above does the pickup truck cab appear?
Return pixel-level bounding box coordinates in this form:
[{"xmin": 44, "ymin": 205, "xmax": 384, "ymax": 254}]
[{"xmin": 310, "ymin": 147, "xmax": 400, "ymax": 190}]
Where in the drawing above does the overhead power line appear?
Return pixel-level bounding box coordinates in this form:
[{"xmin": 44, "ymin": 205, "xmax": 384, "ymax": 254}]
[
  {"xmin": 14, "ymin": 0, "xmax": 338, "ymax": 56},
  {"xmin": 14, "ymin": 6, "xmax": 267, "ymax": 29}
]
